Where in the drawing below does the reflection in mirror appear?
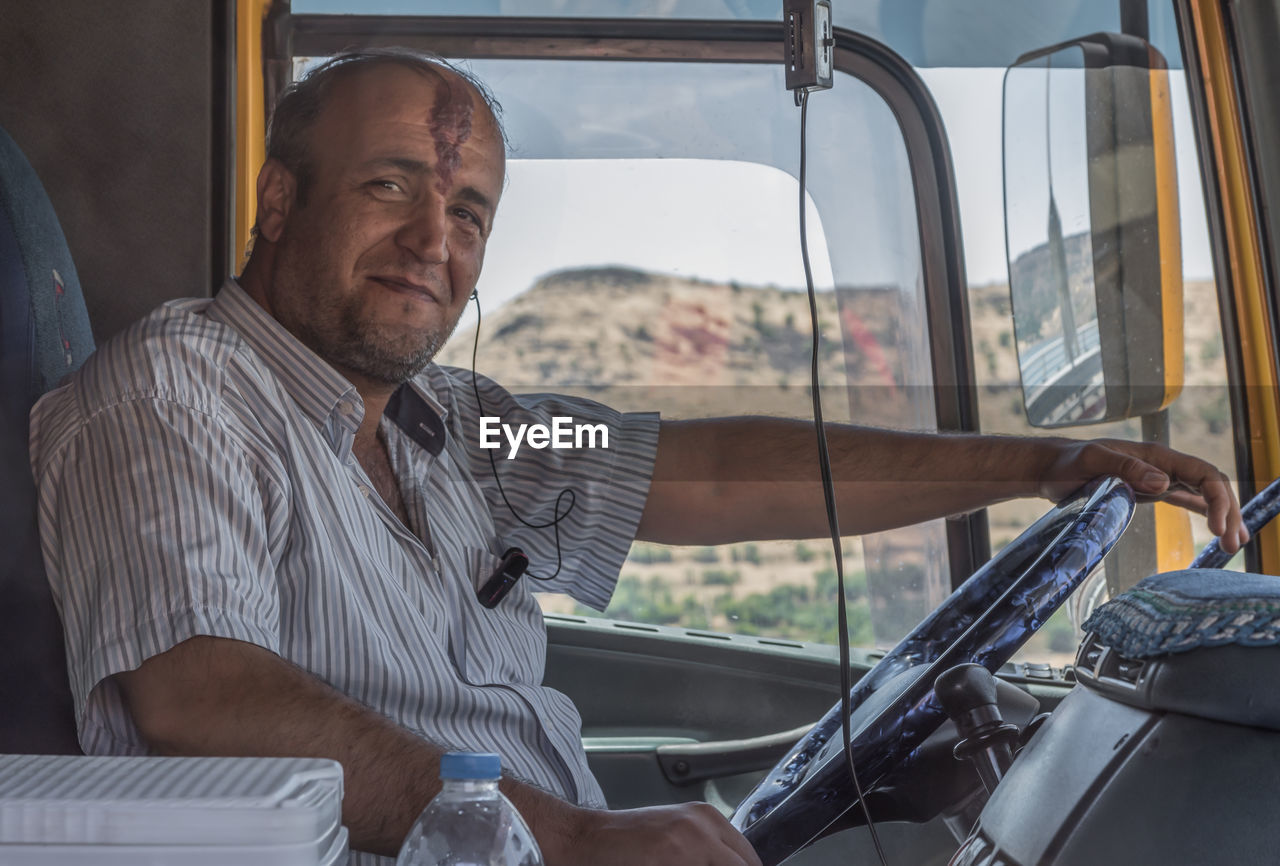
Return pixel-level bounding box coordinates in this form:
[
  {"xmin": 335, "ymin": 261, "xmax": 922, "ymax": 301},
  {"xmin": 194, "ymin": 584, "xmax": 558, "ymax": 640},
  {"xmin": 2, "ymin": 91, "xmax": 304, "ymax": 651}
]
[{"xmin": 1004, "ymin": 47, "xmax": 1105, "ymax": 427}]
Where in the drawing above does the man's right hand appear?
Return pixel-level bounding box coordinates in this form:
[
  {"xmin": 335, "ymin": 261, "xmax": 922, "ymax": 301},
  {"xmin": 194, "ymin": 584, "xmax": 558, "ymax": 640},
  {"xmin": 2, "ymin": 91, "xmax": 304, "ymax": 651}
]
[{"xmin": 528, "ymin": 801, "xmax": 762, "ymax": 866}]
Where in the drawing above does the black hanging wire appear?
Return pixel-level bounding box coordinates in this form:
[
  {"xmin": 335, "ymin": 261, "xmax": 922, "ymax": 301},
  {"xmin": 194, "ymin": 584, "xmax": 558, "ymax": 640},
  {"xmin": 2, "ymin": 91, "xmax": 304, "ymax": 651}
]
[
  {"xmin": 469, "ymin": 292, "xmax": 577, "ymax": 582},
  {"xmin": 797, "ymin": 88, "xmax": 890, "ymax": 866}
]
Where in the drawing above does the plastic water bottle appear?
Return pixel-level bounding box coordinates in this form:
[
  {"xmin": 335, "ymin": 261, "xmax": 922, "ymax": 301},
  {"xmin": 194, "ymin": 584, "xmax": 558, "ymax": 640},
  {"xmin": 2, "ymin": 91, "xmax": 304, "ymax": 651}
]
[{"xmin": 396, "ymin": 752, "xmax": 544, "ymax": 866}]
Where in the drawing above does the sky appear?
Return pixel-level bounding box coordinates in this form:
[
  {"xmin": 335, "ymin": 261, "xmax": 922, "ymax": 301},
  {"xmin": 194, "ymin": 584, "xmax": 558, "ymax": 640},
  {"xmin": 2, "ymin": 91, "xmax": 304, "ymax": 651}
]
[{"xmin": 471, "ymin": 160, "xmax": 834, "ymax": 321}]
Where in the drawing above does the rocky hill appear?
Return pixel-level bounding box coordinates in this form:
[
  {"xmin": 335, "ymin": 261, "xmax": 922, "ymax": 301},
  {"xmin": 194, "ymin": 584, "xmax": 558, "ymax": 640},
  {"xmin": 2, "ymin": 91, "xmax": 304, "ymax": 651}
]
[{"xmin": 437, "ymin": 266, "xmax": 920, "ymax": 425}]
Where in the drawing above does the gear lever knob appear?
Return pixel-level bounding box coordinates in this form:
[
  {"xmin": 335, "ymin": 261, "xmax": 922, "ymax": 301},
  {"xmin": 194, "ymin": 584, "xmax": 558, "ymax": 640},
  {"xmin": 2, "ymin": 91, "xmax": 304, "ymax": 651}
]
[{"xmin": 935, "ymin": 664, "xmax": 1020, "ymax": 793}]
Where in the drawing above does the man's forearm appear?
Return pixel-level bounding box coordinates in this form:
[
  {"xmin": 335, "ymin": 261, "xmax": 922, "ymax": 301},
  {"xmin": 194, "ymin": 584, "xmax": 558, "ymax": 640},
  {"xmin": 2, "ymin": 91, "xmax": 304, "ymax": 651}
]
[
  {"xmin": 637, "ymin": 418, "xmax": 1057, "ymax": 544},
  {"xmin": 113, "ymin": 635, "xmax": 582, "ymax": 857},
  {"xmin": 638, "ymin": 417, "xmax": 1245, "ymax": 553}
]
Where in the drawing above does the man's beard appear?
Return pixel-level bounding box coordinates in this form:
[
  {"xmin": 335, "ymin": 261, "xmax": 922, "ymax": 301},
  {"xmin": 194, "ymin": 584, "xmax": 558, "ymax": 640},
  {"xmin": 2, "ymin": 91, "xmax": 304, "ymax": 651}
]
[
  {"xmin": 294, "ymin": 292, "xmax": 460, "ymax": 386},
  {"xmin": 268, "ymin": 227, "xmax": 463, "ymax": 386}
]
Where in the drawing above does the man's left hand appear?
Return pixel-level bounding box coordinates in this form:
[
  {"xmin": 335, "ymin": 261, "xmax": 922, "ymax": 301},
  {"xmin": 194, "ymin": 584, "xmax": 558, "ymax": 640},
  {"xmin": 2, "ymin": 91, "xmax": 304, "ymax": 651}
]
[{"xmin": 1037, "ymin": 438, "xmax": 1247, "ymax": 554}]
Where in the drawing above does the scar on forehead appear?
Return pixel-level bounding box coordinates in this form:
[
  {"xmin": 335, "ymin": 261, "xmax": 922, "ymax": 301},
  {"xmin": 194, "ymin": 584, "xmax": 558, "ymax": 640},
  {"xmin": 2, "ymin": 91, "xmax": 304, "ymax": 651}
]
[{"xmin": 430, "ymin": 79, "xmax": 475, "ymax": 192}]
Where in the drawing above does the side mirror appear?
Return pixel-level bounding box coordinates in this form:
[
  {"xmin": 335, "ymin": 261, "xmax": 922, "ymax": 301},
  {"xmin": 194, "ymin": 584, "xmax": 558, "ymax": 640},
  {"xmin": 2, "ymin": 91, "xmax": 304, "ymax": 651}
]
[{"xmin": 1002, "ymin": 33, "xmax": 1183, "ymax": 428}]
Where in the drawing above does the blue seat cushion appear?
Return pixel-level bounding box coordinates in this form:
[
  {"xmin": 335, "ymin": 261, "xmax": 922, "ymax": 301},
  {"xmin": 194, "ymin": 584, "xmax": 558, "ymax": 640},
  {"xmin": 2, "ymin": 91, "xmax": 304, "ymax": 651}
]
[{"xmin": 0, "ymin": 124, "xmax": 94, "ymax": 753}]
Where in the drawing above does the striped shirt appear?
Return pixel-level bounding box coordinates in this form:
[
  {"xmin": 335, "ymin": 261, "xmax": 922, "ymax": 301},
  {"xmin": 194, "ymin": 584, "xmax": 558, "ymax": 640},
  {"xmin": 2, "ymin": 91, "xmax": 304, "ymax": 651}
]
[{"xmin": 30, "ymin": 279, "xmax": 659, "ymax": 863}]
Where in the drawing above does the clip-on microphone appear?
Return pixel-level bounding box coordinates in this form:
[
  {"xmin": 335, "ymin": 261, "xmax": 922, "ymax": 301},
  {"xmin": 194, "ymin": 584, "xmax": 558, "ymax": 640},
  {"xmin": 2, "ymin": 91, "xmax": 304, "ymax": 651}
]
[{"xmin": 476, "ymin": 547, "xmax": 530, "ymax": 608}]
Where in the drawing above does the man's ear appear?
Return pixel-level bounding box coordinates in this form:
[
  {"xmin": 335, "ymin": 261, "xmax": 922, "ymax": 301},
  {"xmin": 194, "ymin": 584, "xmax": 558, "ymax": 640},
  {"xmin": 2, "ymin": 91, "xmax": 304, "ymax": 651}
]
[{"xmin": 255, "ymin": 158, "xmax": 297, "ymax": 243}]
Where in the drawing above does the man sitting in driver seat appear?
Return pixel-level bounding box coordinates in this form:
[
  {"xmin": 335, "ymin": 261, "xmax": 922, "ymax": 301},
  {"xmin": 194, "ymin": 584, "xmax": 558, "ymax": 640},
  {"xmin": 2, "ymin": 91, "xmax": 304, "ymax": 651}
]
[{"xmin": 28, "ymin": 50, "xmax": 1246, "ymax": 866}]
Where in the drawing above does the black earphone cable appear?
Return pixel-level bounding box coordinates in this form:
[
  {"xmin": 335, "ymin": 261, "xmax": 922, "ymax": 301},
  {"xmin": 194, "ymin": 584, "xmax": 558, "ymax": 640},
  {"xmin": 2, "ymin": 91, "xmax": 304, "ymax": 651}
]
[
  {"xmin": 468, "ymin": 290, "xmax": 577, "ymax": 582},
  {"xmin": 797, "ymin": 88, "xmax": 889, "ymax": 866},
  {"xmin": 466, "ymin": 90, "xmax": 888, "ymax": 859}
]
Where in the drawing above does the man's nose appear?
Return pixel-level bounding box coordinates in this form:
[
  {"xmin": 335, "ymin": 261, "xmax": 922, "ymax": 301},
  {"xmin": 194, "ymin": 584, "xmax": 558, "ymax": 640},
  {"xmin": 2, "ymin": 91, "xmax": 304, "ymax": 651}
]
[{"xmin": 395, "ymin": 197, "xmax": 449, "ymax": 263}]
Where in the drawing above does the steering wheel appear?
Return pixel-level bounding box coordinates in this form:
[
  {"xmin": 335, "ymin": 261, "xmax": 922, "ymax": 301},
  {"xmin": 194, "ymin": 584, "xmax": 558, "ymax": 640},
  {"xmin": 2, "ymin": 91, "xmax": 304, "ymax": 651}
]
[
  {"xmin": 1191, "ymin": 475, "xmax": 1280, "ymax": 568},
  {"xmin": 729, "ymin": 476, "xmax": 1136, "ymax": 866}
]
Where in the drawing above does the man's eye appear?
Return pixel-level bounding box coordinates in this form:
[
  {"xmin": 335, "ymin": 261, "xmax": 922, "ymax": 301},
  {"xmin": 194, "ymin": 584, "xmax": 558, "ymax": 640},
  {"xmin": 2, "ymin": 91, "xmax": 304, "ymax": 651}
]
[
  {"xmin": 453, "ymin": 207, "xmax": 483, "ymax": 229},
  {"xmin": 370, "ymin": 180, "xmax": 404, "ymax": 193}
]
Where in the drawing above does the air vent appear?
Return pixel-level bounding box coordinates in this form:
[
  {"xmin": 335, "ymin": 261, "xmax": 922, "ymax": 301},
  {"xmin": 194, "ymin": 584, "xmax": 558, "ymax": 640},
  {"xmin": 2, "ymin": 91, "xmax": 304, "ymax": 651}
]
[
  {"xmin": 1077, "ymin": 633, "xmax": 1105, "ymax": 673},
  {"xmin": 1114, "ymin": 657, "xmax": 1146, "ymax": 684}
]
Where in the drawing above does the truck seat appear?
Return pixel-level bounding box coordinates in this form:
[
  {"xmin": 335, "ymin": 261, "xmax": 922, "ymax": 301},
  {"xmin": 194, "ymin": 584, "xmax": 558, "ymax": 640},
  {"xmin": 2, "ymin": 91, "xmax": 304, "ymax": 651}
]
[{"xmin": 0, "ymin": 123, "xmax": 95, "ymax": 753}]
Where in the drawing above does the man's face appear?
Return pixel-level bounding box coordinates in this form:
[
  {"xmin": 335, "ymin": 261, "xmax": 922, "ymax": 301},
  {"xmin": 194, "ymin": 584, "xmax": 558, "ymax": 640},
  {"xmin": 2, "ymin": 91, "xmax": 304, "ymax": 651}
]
[{"xmin": 260, "ymin": 64, "xmax": 505, "ymax": 387}]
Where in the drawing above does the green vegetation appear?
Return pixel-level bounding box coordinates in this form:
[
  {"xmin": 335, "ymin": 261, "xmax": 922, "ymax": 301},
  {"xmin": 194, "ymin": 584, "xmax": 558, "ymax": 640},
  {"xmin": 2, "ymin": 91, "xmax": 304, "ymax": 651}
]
[
  {"xmin": 979, "ymin": 338, "xmax": 998, "ymax": 377},
  {"xmin": 1198, "ymin": 391, "xmax": 1231, "ymax": 435},
  {"xmin": 627, "ymin": 542, "xmax": 674, "ymax": 564},
  {"xmin": 598, "ymin": 563, "xmax": 879, "ymax": 647},
  {"xmin": 751, "ymin": 301, "xmax": 776, "ymax": 339},
  {"xmin": 813, "ymin": 566, "xmax": 867, "ymax": 602},
  {"xmin": 701, "ymin": 569, "xmax": 741, "ymax": 586},
  {"xmin": 606, "ymin": 575, "xmax": 686, "ymax": 625},
  {"xmin": 691, "ymin": 547, "xmax": 720, "ymax": 564},
  {"xmin": 1009, "ymin": 393, "xmax": 1026, "ymax": 417},
  {"xmin": 867, "ymin": 562, "xmax": 926, "ymax": 641},
  {"xmin": 716, "ymin": 568, "xmax": 873, "ymax": 645},
  {"xmin": 1042, "ymin": 607, "xmax": 1078, "ymax": 655},
  {"xmin": 680, "ymin": 596, "xmax": 711, "ymax": 630}
]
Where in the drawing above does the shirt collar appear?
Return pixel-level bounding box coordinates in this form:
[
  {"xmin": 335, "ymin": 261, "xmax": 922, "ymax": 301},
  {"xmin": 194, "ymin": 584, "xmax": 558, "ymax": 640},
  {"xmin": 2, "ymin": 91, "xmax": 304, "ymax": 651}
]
[
  {"xmin": 207, "ymin": 279, "xmax": 454, "ymax": 458},
  {"xmin": 408, "ymin": 373, "xmax": 452, "ymax": 426},
  {"xmin": 419, "ymin": 364, "xmax": 458, "ymax": 431},
  {"xmin": 207, "ymin": 279, "xmax": 363, "ymax": 453}
]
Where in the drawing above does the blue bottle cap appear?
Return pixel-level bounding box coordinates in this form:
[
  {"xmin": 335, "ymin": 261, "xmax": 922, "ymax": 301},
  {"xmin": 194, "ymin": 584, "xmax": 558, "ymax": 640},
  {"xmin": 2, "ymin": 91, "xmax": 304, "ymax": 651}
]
[{"xmin": 440, "ymin": 752, "xmax": 502, "ymax": 780}]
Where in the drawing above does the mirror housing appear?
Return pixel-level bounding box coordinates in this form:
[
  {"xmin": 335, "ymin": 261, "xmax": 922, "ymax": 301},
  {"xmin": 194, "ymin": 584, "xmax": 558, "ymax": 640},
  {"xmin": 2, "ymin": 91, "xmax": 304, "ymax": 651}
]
[{"xmin": 1003, "ymin": 33, "xmax": 1183, "ymax": 428}]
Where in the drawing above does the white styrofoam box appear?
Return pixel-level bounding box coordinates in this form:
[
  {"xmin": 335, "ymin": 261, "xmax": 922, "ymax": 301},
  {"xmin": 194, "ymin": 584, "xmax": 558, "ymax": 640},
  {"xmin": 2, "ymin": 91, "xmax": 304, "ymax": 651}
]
[
  {"xmin": 0, "ymin": 828, "xmax": 348, "ymax": 866},
  {"xmin": 0, "ymin": 754, "xmax": 347, "ymax": 865}
]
